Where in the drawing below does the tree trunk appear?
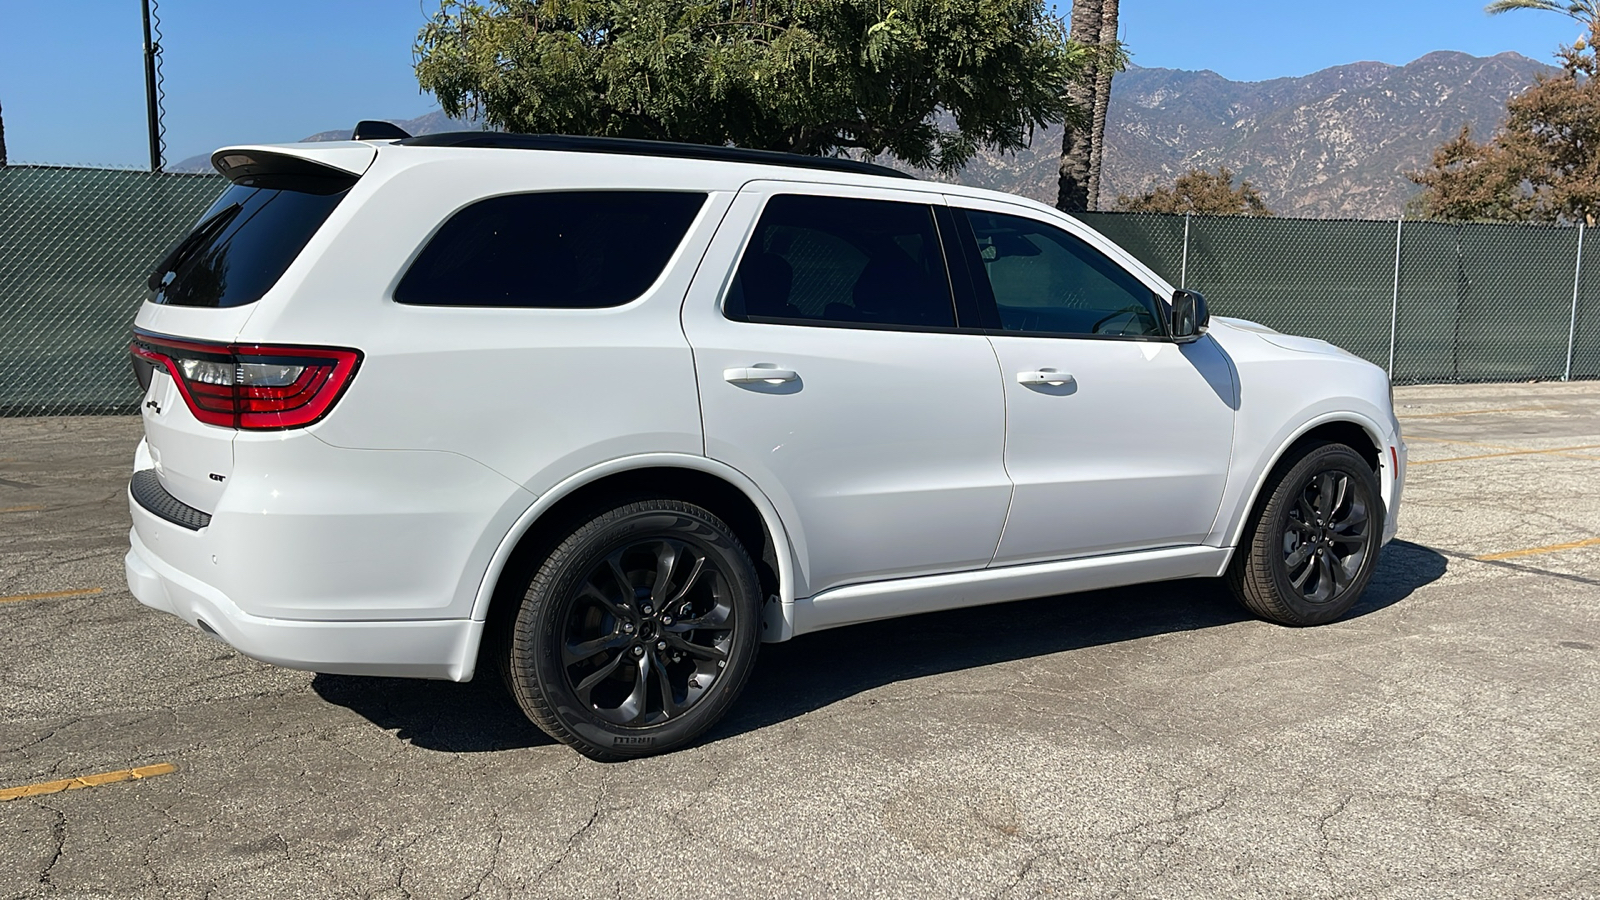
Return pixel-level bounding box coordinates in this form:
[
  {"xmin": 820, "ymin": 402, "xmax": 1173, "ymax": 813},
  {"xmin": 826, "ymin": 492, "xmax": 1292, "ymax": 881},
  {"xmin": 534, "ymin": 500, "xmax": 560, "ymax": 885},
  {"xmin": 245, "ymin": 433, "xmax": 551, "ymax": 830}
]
[
  {"xmin": 1056, "ymin": 0, "xmax": 1102, "ymax": 212},
  {"xmin": 1085, "ymin": 0, "xmax": 1119, "ymax": 211},
  {"xmin": 0, "ymin": 99, "xmax": 8, "ymax": 167}
]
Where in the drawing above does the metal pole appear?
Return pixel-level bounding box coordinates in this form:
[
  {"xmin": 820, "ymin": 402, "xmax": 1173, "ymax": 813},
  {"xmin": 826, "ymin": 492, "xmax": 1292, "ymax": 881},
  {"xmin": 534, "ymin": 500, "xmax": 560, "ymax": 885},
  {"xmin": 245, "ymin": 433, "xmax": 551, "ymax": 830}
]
[
  {"xmin": 141, "ymin": 0, "xmax": 162, "ymax": 173},
  {"xmin": 1180, "ymin": 212, "xmax": 1191, "ymax": 289},
  {"xmin": 1388, "ymin": 215, "xmax": 1403, "ymax": 378},
  {"xmin": 1566, "ymin": 220, "xmax": 1585, "ymax": 382}
]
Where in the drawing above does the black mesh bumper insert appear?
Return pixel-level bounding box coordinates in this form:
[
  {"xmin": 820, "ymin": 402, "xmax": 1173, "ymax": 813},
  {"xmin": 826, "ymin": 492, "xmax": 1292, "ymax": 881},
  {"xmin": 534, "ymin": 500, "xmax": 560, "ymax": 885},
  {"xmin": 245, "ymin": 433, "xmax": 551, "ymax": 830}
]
[{"xmin": 130, "ymin": 469, "xmax": 212, "ymax": 530}]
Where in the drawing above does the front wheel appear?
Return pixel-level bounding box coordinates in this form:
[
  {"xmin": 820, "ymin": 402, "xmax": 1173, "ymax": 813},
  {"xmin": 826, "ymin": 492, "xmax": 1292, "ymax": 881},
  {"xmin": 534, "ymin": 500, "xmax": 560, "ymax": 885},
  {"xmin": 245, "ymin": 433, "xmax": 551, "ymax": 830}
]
[
  {"xmin": 1227, "ymin": 441, "xmax": 1385, "ymax": 626},
  {"xmin": 506, "ymin": 500, "xmax": 762, "ymax": 760}
]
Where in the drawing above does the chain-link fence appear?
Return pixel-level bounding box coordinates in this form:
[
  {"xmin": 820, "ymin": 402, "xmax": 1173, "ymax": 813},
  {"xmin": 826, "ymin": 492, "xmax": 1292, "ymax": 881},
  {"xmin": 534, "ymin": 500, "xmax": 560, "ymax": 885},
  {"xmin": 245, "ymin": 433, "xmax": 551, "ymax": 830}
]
[
  {"xmin": 1079, "ymin": 211, "xmax": 1595, "ymax": 385},
  {"xmin": 1, "ymin": 165, "xmax": 224, "ymax": 415},
  {"xmin": 2, "ymin": 167, "xmax": 1597, "ymax": 416}
]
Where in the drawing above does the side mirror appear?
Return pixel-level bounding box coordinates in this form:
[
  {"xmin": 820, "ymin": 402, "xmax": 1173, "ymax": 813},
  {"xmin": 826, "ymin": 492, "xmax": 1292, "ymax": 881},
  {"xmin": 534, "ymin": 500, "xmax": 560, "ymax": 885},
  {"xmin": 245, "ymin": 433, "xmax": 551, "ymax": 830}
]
[{"xmin": 1171, "ymin": 289, "xmax": 1209, "ymax": 342}]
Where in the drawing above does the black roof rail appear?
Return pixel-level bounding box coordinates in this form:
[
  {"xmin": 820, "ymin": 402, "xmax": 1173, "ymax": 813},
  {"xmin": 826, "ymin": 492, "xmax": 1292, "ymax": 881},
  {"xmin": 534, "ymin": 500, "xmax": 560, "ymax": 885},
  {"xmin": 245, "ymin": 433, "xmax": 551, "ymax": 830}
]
[{"xmin": 396, "ymin": 132, "xmax": 915, "ymax": 180}]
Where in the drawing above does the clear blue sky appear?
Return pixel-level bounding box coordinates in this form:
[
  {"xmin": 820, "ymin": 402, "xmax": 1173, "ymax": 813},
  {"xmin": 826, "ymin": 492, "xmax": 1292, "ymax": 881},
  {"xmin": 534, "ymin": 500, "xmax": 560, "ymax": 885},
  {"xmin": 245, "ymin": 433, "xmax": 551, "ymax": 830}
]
[{"xmin": 0, "ymin": 1, "xmax": 1580, "ymax": 168}]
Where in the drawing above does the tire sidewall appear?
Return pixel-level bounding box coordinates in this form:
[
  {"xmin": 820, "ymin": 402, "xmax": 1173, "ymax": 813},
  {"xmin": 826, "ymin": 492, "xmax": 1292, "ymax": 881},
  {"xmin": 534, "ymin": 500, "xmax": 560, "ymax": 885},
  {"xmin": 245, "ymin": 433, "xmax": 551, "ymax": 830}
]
[{"xmin": 514, "ymin": 504, "xmax": 761, "ymax": 759}]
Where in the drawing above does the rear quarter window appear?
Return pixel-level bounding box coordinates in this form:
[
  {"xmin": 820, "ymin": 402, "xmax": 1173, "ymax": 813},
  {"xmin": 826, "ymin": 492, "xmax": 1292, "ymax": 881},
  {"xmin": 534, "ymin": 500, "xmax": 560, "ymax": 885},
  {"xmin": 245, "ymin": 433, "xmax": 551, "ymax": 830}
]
[
  {"xmin": 151, "ymin": 183, "xmax": 349, "ymax": 308},
  {"xmin": 394, "ymin": 191, "xmax": 707, "ymax": 309}
]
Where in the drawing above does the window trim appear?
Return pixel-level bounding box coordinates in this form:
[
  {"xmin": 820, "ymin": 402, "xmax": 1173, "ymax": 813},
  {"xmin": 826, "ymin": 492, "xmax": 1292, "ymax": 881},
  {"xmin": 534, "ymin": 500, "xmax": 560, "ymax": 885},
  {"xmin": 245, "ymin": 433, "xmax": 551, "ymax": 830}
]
[
  {"xmin": 720, "ymin": 192, "xmax": 976, "ymax": 334},
  {"xmin": 390, "ymin": 188, "xmax": 709, "ymax": 311},
  {"xmin": 951, "ymin": 205, "xmax": 1183, "ymax": 343}
]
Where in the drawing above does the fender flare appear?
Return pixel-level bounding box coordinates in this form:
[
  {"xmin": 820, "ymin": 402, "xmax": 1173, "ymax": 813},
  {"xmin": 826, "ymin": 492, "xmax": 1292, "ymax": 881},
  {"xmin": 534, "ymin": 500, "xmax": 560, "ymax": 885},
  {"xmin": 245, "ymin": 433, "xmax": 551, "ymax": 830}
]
[
  {"xmin": 1218, "ymin": 410, "xmax": 1397, "ymax": 551},
  {"xmin": 463, "ymin": 452, "xmax": 802, "ymax": 646}
]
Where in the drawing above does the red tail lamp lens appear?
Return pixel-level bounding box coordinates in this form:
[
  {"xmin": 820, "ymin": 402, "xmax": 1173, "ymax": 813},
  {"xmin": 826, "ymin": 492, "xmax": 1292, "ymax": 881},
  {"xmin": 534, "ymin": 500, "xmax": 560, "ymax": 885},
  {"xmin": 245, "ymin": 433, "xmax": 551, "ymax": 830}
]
[{"xmin": 130, "ymin": 331, "xmax": 361, "ymax": 430}]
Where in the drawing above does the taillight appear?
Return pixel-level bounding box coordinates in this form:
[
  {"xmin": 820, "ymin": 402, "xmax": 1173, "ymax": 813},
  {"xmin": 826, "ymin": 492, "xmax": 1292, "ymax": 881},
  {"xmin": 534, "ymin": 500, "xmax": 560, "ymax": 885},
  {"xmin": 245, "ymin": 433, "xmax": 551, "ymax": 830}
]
[{"xmin": 130, "ymin": 330, "xmax": 361, "ymax": 430}]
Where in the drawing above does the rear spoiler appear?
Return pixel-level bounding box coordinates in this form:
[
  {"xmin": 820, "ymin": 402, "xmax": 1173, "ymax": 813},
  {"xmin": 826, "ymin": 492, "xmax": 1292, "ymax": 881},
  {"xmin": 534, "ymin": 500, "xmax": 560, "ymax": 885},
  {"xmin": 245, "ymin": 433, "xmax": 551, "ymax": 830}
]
[{"xmin": 209, "ymin": 143, "xmax": 377, "ymax": 194}]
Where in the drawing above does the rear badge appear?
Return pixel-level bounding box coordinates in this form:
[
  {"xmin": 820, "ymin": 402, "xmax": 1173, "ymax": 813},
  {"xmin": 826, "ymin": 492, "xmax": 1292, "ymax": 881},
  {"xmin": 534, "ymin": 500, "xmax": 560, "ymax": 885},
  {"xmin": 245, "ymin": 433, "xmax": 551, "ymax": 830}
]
[
  {"xmin": 209, "ymin": 473, "xmax": 226, "ymax": 482},
  {"xmin": 144, "ymin": 398, "xmax": 162, "ymax": 415}
]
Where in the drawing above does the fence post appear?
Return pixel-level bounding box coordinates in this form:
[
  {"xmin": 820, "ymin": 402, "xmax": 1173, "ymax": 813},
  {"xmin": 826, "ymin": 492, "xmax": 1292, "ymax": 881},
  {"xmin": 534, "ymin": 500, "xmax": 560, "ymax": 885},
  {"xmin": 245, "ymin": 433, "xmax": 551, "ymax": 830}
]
[
  {"xmin": 1567, "ymin": 221, "xmax": 1585, "ymax": 382},
  {"xmin": 1180, "ymin": 212, "xmax": 1191, "ymax": 290},
  {"xmin": 1388, "ymin": 215, "xmax": 1403, "ymax": 378}
]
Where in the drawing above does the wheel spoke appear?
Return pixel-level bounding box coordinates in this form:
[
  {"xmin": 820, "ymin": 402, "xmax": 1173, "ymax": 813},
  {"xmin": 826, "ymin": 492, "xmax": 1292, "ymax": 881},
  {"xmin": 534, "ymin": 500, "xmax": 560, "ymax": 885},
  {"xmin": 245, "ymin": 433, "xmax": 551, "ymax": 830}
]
[
  {"xmin": 650, "ymin": 541, "xmax": 680, "ymax": 605},
  {"xmin": 1316, "ymin": 474, "xmax": 1336, "ymax": 518},
  {"xmin": 1330, "ymin": 532, "xmax": 1365, "ymax": 547},
  {"xmin": 573, "ymin": 650, "xmax": 629, "ymax": 702},
  {"xmin": 651, "ymin": 654, "xmax": 681, "ymax": 719},
  {"xmin": 1330, "ymin": 475, "xmax": 1349, "ymax": 519},
  {"xmin": 1314, "ymin": 553, "xmax": 1335, "ymax": 599},
  {"xmin": 1290, "ymin": 554, "xmax": 1315, "ymax": 589},
  {"xmin": 614, "ymin": 654, "xmax": 651, "ymax": 725},
  {"xmin": 1329, "ymin": 554, "xmax": 1352, "ymax": 591},
  {"xmin": 664, "ymin": 554, "xmax": 707, "ymax": 607},
  {"xmin": 577, "ymin": 582, "xmax": 627, "ymax": 619},
  {"xmin": 1296, "ymin": 496, "xmax": 1318, "ymax": 525},
  {"xmin": 665, "ymin": 633, "xmax": 727, "ymax": 660},
  {"xmin": 669, "ymin": 601, "xmax": 732, "ymax": 632},
  {"xmin": 605, "ymin": 554, "xmax": 636, "ymax": 604},
  {"xmin": 563, "ymin": 631, "xmax": 629, "ymax": 666},
  {"xmin": 1285, "ymin": 543, "xmax": 1313, "ymax": 572}
]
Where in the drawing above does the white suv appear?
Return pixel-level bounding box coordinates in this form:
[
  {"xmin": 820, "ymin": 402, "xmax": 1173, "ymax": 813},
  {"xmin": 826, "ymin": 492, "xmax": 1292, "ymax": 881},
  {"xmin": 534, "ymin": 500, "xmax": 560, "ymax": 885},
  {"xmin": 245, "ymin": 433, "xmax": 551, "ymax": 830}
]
[{"xmin": 125, "ymin": 132, "xmax": 1405, "ymax": 759}]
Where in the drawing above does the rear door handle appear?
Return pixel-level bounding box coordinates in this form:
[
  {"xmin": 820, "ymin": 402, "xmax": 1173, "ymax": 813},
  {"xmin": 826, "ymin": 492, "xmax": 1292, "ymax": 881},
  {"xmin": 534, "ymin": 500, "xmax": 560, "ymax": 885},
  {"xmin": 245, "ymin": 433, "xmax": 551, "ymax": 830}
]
[
  {"xmin": 724, "ymin": 366, "xmax": 799, "ymax": 384},
  {"xmin": 1017, "ymin": 369, "xmax": 1075, "ymax": 387}
]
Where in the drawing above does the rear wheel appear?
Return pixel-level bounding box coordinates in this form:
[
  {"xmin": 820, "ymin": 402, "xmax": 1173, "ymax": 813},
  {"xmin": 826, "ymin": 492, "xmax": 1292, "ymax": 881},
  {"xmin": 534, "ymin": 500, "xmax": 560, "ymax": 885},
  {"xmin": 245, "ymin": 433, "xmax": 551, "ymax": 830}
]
[
  {"xmin": 1227, "ymin": 441, "xmax": 1384, "ymax": 626},
  {"xmin": 505, "ymin": 499, "xmax": 761, "ymax": 760}
]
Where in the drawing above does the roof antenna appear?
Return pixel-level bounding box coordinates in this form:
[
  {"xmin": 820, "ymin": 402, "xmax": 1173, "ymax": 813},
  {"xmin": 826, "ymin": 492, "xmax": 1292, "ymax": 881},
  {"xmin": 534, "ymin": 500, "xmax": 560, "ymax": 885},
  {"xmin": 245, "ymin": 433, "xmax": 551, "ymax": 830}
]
[{"xmin": 352, "ymin": 120, "xmax": 411, "ymax": 141}]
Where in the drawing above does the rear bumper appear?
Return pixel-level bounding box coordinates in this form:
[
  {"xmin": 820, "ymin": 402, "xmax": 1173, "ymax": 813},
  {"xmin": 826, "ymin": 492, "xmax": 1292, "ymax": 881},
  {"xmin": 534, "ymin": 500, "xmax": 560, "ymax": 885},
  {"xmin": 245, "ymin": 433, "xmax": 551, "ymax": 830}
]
[{"xmin": 126, "ymin": 525, "xmax": 482, "ymax": 680}]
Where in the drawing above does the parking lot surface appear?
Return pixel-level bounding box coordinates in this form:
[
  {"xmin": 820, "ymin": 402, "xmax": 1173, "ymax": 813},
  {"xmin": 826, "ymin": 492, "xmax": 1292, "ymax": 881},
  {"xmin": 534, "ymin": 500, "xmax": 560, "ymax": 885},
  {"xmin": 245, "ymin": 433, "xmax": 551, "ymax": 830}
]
[{"xmin": 2, "ymin": 382, "xmax": 1598, "ymax": 899}]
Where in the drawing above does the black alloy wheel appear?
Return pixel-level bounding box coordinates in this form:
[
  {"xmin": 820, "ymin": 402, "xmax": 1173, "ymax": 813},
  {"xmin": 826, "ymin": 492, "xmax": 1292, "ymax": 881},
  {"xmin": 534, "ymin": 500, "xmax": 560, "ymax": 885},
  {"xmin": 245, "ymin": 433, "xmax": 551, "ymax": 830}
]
[
  {"xmin": 506, "ymin": 499, "xmax": 761, "ymax": 760},
  {"xmin": 562, "ymin": 538, "xmax": 735, "ymax": 726},
  {"xmin": 1228, "ymin": 440, "xmax": 1385, "ymax": 626}
]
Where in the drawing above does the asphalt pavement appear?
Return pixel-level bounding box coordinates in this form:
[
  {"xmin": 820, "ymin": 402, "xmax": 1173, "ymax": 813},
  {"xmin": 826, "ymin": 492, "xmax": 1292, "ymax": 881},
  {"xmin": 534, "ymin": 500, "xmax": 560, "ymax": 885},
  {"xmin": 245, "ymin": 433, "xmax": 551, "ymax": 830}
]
[{"xmin": 2, "ymin": 383, "xmax": 1598, "ymax": 898}]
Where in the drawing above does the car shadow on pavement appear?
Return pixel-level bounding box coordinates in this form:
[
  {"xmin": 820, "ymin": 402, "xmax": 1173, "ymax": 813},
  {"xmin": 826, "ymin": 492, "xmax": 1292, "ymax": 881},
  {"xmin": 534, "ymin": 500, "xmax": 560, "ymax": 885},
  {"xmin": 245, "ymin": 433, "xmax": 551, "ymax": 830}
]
[
  {"xmin": 312, "ymin": 669, "xmax": 556, "ymax": 752},
  {"xmin": 710, "ymin": 538, "xmax": 1448, "ymax": 745},
  {"xmin": 312, "ymin": 540, "xmax": 1446, "ymax": 755}
]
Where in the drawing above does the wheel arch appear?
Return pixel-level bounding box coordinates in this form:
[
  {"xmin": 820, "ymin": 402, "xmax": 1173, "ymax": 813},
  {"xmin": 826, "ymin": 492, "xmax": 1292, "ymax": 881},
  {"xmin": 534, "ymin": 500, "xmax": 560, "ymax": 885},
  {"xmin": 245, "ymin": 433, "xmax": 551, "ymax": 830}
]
[
  {"xmin": 1219, "ymin": 412, "xmax": 1393, "ymax": 551},
  {"xmin": 459, "ymin": 454, "xmax": 801, "ymax": 681}
]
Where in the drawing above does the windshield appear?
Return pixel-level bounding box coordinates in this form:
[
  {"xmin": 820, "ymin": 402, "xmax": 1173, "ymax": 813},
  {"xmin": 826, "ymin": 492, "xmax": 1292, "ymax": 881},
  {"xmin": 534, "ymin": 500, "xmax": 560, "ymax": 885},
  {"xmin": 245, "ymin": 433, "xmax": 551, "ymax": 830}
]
[{"xmin": 149, "ymin": 182, "xmax": 348, "ymax": 308}]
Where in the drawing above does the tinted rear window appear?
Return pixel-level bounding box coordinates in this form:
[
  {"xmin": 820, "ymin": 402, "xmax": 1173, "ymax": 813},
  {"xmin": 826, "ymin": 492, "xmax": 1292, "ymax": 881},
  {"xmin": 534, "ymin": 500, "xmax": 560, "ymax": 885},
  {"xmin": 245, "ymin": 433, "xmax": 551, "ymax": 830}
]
[
  {"xmin": 151, "ymin": 183, "xmax": 348, "ymax": 308},
  {"xmin": 394, "ymin": 191, "xmax": 707, "ymax": 308}
]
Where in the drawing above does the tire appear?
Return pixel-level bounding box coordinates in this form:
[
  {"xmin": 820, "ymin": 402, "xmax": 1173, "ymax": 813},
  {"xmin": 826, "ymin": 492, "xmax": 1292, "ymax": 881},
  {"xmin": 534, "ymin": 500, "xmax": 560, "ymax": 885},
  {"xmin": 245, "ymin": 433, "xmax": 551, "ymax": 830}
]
[
  {"xmin": 1226, "ymin": 440, "xmax": 1385, "ymax": 627},
  {"xmin": 505, "ymin": 499, "xmax": 762, "ymax": 760}
]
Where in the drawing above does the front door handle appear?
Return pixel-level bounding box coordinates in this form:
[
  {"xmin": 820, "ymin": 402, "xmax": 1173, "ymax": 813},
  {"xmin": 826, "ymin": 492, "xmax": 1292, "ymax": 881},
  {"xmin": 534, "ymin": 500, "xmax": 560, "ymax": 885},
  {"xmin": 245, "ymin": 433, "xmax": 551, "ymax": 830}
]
[
  {"xmin": 1017, "ymin": 368, "xmax": 1075, "ymax": 387},
  {"xmin": 724, "ymin": 366, "xmax": 799, "ymax": 384}
]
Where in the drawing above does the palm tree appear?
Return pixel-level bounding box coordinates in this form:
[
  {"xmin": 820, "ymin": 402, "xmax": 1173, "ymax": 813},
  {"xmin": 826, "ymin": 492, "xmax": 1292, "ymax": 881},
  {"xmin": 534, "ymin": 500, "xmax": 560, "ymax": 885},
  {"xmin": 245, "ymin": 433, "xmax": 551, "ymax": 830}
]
[
  {"xmin": 1057, "ymin": 0, "xmax": 1102, "ymax": 212},
  {"xmin": 1085, "ymin": 0, "xmax": 1120, "ymax": 210},
  {"xmin": 1487, "ymin": 0, "xmax": 1598, "ymax": 45}
]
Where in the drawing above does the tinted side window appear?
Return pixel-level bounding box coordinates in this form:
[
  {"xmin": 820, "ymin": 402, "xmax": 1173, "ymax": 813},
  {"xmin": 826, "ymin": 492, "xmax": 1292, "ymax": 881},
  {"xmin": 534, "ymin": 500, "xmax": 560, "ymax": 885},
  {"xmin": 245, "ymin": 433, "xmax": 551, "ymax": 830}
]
[
  {"xmin": 395, "ymin": 191, "xmax": 707, "ymax": 308},
  {"xmin": 152, "ymin": 183, "xmax": 348, "ymax": 308},
  {"xmin": 726, "ymin": 195, "xmax": 955, "ymax": 329},
  {"xmin": 962, "ymin": 210, "xmax": 1163, "ymax": 337}
]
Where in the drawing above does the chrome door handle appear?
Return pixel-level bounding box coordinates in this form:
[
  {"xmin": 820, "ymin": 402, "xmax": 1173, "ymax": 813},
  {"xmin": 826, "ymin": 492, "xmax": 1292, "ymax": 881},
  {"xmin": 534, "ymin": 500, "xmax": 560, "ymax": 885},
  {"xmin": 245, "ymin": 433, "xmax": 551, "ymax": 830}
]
[
  {"xmin": 1016, "ymin": 369, "xmax": 1075, "ymax": 387},
  {"xmin": 724, "ymin": 366, "xmax": 799, "ymax": 384}
]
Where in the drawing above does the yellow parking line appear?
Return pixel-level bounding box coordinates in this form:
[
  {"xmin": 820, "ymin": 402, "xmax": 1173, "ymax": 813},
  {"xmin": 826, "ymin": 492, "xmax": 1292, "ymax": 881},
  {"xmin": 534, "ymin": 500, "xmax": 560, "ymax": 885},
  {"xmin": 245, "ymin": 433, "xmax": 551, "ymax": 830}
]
[
  {"xmin": 1397, "ymin": 407, "xmax": 1545, "ymax": 419},
  {"xmin": 1478, "ymin": 536, "xmax": 1600, "ymax": 562},
  {"xmin": 0, "ymin": 587, "xmax": 103, "ymax": 605},
  {"xmin": 0, "ymin": 505, "xmax": 45, "ymax": 514},
  {"xmin": 0, "ymin": 763, "xmax": 176, "ymax": 802},
  {"xmin": 1409, "ymin": 444, "xmax": 1600, "ymax": 466}
]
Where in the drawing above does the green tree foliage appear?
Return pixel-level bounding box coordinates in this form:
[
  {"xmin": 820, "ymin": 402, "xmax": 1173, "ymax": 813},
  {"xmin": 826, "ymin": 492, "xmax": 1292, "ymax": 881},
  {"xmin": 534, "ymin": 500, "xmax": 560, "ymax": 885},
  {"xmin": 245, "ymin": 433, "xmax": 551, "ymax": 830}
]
[
  {"xmin": 414, "ymin": 0, "xmax": 1090, "ymax": 174},
  {"xmin": 1411, "ymin": 10, "xmax": 1600, "ymax": 223},
  {"xmin": 1114, "ymin": 167, "xmax": 1273, "ymax": 216}
]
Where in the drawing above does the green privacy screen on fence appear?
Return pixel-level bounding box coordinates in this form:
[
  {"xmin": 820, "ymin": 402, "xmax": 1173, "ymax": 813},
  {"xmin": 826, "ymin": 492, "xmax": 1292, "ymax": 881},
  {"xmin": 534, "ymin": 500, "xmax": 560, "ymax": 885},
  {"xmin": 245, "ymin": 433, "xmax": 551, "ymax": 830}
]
[
  {"xmin": 1077, "ymin": 211, "xmax": 1596, "ymax": 385},
  {"xmin": 1, "ymin": 165, "xmax": 1597, "ymax": 416},
  {"xmin": 1, "ymin": 166, "xmax": 225, "ymax": 414}
]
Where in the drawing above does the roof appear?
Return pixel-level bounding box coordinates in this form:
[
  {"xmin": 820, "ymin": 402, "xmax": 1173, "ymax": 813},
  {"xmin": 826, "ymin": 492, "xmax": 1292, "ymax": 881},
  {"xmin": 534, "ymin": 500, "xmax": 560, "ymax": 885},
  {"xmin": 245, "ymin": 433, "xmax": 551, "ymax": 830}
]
[{"xmin": 397, "ymin": 132, "xmax": 915, "ymax": 182}]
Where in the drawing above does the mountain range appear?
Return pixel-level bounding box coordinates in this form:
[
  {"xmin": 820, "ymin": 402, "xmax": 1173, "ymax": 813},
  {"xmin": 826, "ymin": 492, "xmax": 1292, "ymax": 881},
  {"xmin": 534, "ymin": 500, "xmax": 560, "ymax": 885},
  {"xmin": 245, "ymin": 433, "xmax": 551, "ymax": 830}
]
[{"xmin": 173, "ymin": 50, "xmax": 1554, "ymax": 220}]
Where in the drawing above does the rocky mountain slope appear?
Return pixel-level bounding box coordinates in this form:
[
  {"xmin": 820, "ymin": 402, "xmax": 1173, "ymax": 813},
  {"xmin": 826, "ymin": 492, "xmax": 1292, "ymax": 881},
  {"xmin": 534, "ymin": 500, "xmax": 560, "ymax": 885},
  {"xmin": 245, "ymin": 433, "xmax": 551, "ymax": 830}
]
[
  {"xmin": 172, "ymin": 51, "xmax": 1552, "ymax": 220},
  {"xmin": 945, "ymin": 50, "xmax": 1553, "ymax": 218}
]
